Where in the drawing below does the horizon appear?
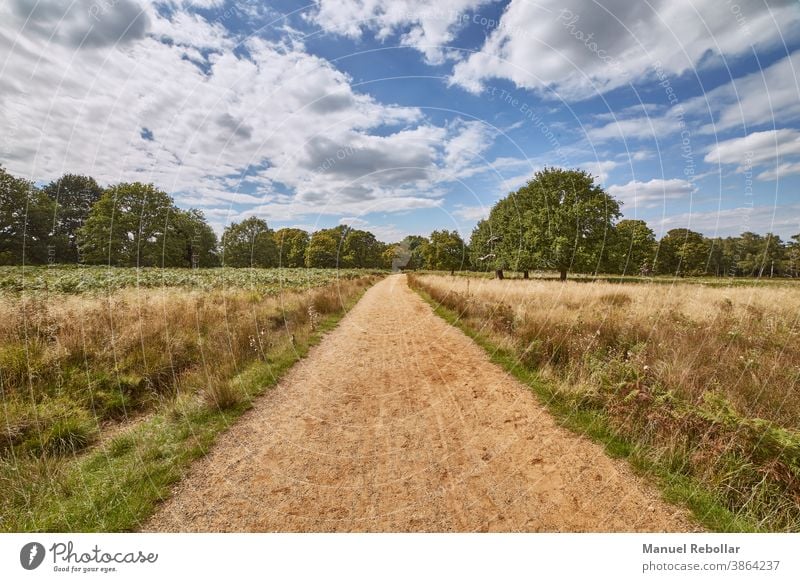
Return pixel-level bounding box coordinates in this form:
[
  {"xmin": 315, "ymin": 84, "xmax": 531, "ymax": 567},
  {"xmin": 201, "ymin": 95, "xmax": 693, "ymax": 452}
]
[{"xmin": 2, "ymin": 1, "xmax": 800, "ymax": 243}]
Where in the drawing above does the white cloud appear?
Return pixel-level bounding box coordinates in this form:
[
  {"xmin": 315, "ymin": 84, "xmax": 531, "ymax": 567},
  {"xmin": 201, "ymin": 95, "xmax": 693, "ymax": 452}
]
[
  {"xmin": 580, "ymin": 160, "xmax": 618, "ymax": 183},
  {"xmin": 452, "ymin": 204, "xmax": 490, "ymax": 221},
  {"xmin": 0, "ymin": 1, "xmax": 506, "ymax": 232},
  {"xmin": 449, "ymin": 0, "xmax": 800, "ymax": 100},
  {"xmin": 757, "ymin": 161, "xmax": 800, "ymax": 181},
  {"xmin": 693, "ymin": 50, "xmax": 800, "ymax": 133},
  {"xmin": 703, "ymin": 129, "xmax": 800, "ymax": 173},
  {"xmin": 308, "ymin": 0, "xmax": 490, "ymax": 64},
  {"xmin": 608, "ymin": 178, "xmax": 695, "ymax": 210},
  {"xmin": 656, "ymin": 204, "xmax": 800, "ymax": 238}
]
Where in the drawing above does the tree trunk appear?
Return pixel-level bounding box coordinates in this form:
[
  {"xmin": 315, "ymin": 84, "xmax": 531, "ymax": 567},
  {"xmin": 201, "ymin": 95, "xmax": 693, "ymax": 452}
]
[
  {"xmin": 495, "ymin": 269, "xmax": 504, "ymax": 280},
  {"xmin": 559, "ymin": 268, "xmax": 567, "ymax": 281},
  {"xmin": 450, "ymin": 269, "xmax": 454, "ymax": 276},
  {"xmin": 522, "ymin": 270, "xmax": 529, "ymax": 279}
]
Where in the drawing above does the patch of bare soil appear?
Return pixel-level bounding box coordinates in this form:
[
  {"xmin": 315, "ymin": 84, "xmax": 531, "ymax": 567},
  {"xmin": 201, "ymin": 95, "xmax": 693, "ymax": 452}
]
[{"xmin": 143, "ymin": 274, "xmax": 697, "ymax": 532}]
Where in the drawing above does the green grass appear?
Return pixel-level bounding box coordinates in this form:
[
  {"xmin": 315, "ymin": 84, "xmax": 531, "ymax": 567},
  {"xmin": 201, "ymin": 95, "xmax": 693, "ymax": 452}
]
[
  {"xmin": 411, "ymin": 283, "xmax": 758, "ymax": 533},
  {"xmin": 0, "ymin": 265, "xmax": 386, "ymax": 295},
  {"xmin": 0, "ymin": 280, "xmax": 374, "ymax": 532}
]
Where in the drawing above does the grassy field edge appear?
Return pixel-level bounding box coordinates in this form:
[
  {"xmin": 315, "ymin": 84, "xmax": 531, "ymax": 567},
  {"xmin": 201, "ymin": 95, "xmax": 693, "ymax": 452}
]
[
  {"xmin": 1, "ymin": 279, "xmax": 376, "ymax": 532},
  {"xmin": 410, "ymin": 280, "xmax": 756, "ymax": 533}
]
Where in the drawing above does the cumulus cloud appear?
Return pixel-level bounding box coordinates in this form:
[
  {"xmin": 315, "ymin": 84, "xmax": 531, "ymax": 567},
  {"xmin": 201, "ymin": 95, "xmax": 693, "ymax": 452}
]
[
  {"xmin": 9, "ymin": 0, "xmax": 150, "ymax": 48},
  {"xmin": 704, "ymin": 129, "xmax": 800, "ymax": 174},
  {"xmin": 656, "ymin": 204, "xmax": 800, "ymax": 238},
  {"xmin": 449, "ymin": 0, "xmax": 800, "ymax": 100},
  {"xmin": 608, "ymin": 178, "xmax": 695, "ymax": 210},
  {"xmin": 0, "ymin": 1, "xmax": 511, "ymax": 231},
  {"xmin": 308, "ymin": 0, "xmax": 490, "ymax": 64}
]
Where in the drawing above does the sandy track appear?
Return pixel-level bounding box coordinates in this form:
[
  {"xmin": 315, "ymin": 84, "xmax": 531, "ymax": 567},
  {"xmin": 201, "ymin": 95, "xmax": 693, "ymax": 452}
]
[{"xmin": 144, "ymin": 274, "xmax": 696, "ymax": 532}]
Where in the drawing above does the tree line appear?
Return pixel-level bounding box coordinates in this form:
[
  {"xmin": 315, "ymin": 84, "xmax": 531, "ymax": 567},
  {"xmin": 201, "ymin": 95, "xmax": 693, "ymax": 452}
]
[
  {"xmin": 2, "ymin": 165, "xmax": 798, "ymax": 277},
  {"xmin": 465, "ymin": 167, "xmax": 800, "ymax": 279},
  {"xmin": 0, "ymin": 167, "xmax": 389, "ymax": 268}
]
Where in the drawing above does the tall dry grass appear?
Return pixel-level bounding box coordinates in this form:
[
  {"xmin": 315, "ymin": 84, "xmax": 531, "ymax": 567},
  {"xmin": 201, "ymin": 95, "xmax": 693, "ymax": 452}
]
[
  {"xmin": 411, "ymin": 274, "xmax": 800, "ymax": 531},
  {"xmin": 0, "ymin": 276, "xmax": 377, "ymax": 457}
]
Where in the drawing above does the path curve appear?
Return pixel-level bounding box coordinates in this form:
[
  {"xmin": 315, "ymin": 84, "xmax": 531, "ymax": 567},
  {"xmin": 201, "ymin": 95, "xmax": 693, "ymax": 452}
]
[{"xmin": 144, "ymin": 274, "xmax": 696, "ymax": 532}]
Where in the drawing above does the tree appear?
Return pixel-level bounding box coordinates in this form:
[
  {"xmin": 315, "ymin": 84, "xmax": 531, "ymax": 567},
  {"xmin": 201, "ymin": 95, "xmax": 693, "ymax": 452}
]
[
  {"xmin": 469, "ymin": 216, "xmax": 505, "ymax": 278},
  {"xmin": 0, "ymin": 166, "xmax": 55, "ymax": 264},
  {"xmin": 78, "ymin": 182, "xmax": 189, "ymax": 267},
  {"xmin": 305, "ymin": 226, "xmax": 348, "ymax": 268},
  {"xmin": 422, "ymin": 230, "xmax": 467, "ymax": 274},
  {"xmin": 221, "ymin": 217, "xmax": 277, "ymax": 268},
  {"xmin": 655, "ymin": 228, "xmax": 710, "ymax": 276},
  {"xmin": 612, "ymin": 219, "xmax": 656, "ymax": 275},
  {"xmin": 41, "ymin": 174, "xmax": 103, "ymax": 263},
  {"xmin": 273, "ymin": 228, "xmax": 309, "ymax": 268},
  {"xmin": 342, "ymin": 228, "xmax": 383, "ymax": 268},
  {"xmin": 786, "ymin": 234, "xmax": 800, "ymax": 278},
  {"xmin": 502, "ymin": 167, "xmax": 621, "ymax": 280},
  {"xmin": 175, "ymin": 209, "xmax": 219, "ymax": 267}
]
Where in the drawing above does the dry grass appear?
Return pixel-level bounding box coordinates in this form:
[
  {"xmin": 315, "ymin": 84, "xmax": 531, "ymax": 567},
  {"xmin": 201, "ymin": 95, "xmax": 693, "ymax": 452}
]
[
  {"xmin": 0, "ymin": 276, "xmax": 378, "ymax": 457},
  {"xmin": 411, "ymin": 274, "xmax": 800, "ymax": 531}
]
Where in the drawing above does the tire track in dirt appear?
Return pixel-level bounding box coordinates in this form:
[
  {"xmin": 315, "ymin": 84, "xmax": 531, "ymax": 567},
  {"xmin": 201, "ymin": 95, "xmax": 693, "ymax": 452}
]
[{"xmin": 144, "ymin": 274, "xmax": 698, "ymax": 532}]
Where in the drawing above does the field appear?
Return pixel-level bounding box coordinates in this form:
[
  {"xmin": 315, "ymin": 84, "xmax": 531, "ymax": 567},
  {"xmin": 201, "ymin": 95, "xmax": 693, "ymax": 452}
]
[
  {"xmin": 409, "ymin": 274, "xmax": 800, "ymax": 531},
  {"xmin": 0, "ymin": 266, "xmax": 381, "ymax": 531}
]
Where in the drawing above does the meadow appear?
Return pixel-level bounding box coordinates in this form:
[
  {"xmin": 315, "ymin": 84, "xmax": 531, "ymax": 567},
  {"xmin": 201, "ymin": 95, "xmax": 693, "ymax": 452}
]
[
  {"xmin": 0, "ymin": 266, "xmax": 381, "ymax": 531},
  {"xmin": 409, "ymin": 273, "xmax": 800, "ymax": 531}
]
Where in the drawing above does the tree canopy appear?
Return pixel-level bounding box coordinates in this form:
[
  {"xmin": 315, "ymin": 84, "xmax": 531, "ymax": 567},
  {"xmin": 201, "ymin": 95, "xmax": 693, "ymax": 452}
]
[
  {"xmin": 472, "ymin": 167, "xmax": 621, "ymax": 280},
  {"xmin": 42, "ymin": 174, "xmax": 103, "ymax": 263},
  {"xmin": 274, "ymin": 228, "xmax": 309, "ymax": 268},
  {"xmin": 221, "ymin": 217, "xmax": 277, "ymax": 268}
]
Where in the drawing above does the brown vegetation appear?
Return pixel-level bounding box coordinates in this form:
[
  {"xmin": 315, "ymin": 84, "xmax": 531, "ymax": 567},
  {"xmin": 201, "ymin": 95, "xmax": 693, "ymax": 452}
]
[{"xmin": 409, "ymin": 274, "xmax": 800, "ymax": 531}]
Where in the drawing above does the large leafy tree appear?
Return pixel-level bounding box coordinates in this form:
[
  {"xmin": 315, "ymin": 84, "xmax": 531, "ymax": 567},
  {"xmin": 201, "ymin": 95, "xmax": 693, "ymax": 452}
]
[
  {"xmin": 41, "ymin": 174, "xmax": 103, "ymax": 263},
  {"xmin": 787, "ymin": 234, "xmax": 800, "ymax": 278},
  {"xmin": 655, "ymin": 228, "xmax": 710, "ymax": 276},
  {"xmin": 175, "ymin": 209, "xmax": 219, "ymax": 268},
  {"xmin": 422, "ymin": 229, "xmax": 467, "ymax": 274},
  {"xmin": 0, "ymin": 166, "xmax": 55, "ymax": 264},
  {"xmin": 78, "ymin": 182, "xmax": 189, "ymax": 267},
  {"xmin": 221, "ymin": 217, "xmax": 277, "ymax": 268},
  {"xmin": 305, "ymin": 226, "xmax": 348, "ymax": 268},
  {"xmin": 469, "ymin": 216, "xmax": 506, "ymax": 277},
  {"xmin": 273, "ymin": 228, "xmax": 309, "ymax": 268},
  {"xmin": 612, "ymin": 219, "xmax": 656, "ymax": 275},
  {"xmin": 502, "ymin": 167, "xmax": 621, "ymax": 280},
  {"xmin": 342, "ymin": 228, "xmax": 383, "ymax": 268}
]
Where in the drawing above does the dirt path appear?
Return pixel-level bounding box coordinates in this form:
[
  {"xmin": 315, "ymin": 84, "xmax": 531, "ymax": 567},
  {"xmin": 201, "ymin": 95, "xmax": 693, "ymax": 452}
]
[{"xmin": 144, "ymin": 274, "xmax": 696, "ymax": 532}]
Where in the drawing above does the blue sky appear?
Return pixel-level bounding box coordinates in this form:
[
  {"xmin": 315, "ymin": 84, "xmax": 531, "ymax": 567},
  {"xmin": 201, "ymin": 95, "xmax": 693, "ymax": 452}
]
[{"xmin": 2, "ymin": 0, "xmax": 800, "ymax": 241}]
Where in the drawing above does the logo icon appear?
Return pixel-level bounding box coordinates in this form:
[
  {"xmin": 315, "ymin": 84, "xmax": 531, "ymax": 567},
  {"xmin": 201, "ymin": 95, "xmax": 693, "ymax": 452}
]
[{"xmin": 20, "ymin": 542, "xmax": 46, "ymax": 570}]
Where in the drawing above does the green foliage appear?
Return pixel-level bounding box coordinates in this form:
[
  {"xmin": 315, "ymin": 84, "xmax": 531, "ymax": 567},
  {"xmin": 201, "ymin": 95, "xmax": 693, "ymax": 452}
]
[
  {"xmin": 612, "ymin": 219, "xmax": 656, "ymax": 275},
  {"xmin": 342, "ymin": 227, "xmax": 385, "ymax": 268},
  {"xmin": 0, "ymin": 166, "xmax": 56, "ymax": 265},
  {"xmin": 305, "ymin": 226, "xmax": 347, "ymax": 268},
  {"xmin": 41, "ymin": 174, "xmax": 103, "ymax": 263},
  {"xmin": 78, "ymin": 182, "xmax": 199, "ymax": 267},
  {"xmin": 656, "ymin": 228, "xmax": 710, "ymax": 276},
  {"xmin": 274, "ymin": 228, "xmax": 309, "ymax": 267},
  {"xmin": 471, "ymin": 167, "xmax": 621, "ymax": 280},
  {"xmin": 221, "ymin": 217, "xmax": 277, "ymax": 267},
  {"xmin": 421, "ymin": 230, "xmax": 467, "ymax": 273}
]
